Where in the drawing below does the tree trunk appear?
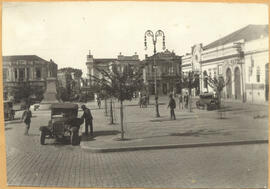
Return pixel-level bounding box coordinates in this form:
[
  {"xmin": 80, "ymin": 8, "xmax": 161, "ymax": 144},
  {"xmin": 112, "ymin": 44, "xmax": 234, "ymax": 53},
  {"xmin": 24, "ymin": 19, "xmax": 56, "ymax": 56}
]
[
  {"xmin": 188, "ymin": 87, "xmax": 192, "ymax": 112},
  {"xmin": 217, "ymin": 91, "xmax": 221, "ymax": 109},
  {"xmin": 189, "ymin": 94, "xmax": 192, "ymax": 112},
  {"xmin": 155, "ymin": 96, "xmax": 160, "ymax": 117},
  {"xmin": 104, "ymin": 98, "xmax": 108, "ymax": 116},
  {"xmin": 120, "ymin": 100, "xmax": 124, "ymax": 139},
  {"xmin": 110, "ymin": 98, "xmax": 114, "ymax": 124}
]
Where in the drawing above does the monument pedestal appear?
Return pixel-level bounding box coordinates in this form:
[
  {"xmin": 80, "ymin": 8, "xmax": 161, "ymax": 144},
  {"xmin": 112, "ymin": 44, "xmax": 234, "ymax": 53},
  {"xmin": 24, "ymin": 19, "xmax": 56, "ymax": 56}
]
[{"xmin": 39, "ymin": 77, "xmax": 59, "ymax": 110}]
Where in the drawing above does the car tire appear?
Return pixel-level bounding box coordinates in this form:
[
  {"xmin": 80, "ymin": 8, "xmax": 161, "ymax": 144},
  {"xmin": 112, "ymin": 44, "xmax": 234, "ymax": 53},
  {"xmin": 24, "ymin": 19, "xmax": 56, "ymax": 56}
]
[
  {"xmin": 40, "ymin": 131, "xmax": 46, "ymax": 145},
  {"xmin": 71, "ymin": 131, "xmax": 78, "ymax": 145}
]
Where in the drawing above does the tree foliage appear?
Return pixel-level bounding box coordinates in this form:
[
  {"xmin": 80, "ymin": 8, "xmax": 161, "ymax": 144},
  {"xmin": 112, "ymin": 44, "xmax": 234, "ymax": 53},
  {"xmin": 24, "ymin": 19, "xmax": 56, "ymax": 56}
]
[
  {"xmin": 58, "ymin": 67, "xmax": 83, "ymax": 78},
  {"xmin": 11, "ymin": 82, "xmax": 44, "ymax": 103},
  {"xmin": 56, "ymin": 87, "xmax": 70, "ymax": 102},
  {"xmin": 91, "ymin": 64, "xmax": 144, "ymax": 102},
  {"xmin": 207, "ymin": 75, "xmax": 231, "ymax": 108},
  {"xmin": 181, "ymin": 72, "xmax": 200, "ymax": 95}
]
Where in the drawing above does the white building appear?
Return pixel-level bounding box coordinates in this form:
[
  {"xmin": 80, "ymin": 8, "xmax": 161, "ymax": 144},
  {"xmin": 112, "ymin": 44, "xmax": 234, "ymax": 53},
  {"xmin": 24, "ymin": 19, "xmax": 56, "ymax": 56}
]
[{"xmin": 182, "ymin": 24, "xmax": 268, "ymax": 104}]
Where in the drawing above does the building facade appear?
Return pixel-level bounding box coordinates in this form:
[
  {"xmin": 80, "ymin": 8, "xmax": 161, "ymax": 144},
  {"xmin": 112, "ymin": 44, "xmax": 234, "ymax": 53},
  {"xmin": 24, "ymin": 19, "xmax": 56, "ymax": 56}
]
[
  {"xmin": 86, "ymin": 51, "xmax": 142, "ymax": 87},
  {"xmin": 181, "ymin": 25, "xmax": 268, "ymax": 104},
  {"xmin": 2, "ymin": 55, "xmax": 57, "ymax": 101},
  {"xmin": 143, "ymin": 50, "xmax": 182, "ymax": 95}
]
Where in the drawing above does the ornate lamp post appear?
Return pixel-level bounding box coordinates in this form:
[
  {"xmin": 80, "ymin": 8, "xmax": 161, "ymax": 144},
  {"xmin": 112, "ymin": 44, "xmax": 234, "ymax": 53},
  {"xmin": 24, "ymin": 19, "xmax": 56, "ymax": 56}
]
[{"xmin": 144, "ymin": 30, "xmax": 166, "ymax": 117}]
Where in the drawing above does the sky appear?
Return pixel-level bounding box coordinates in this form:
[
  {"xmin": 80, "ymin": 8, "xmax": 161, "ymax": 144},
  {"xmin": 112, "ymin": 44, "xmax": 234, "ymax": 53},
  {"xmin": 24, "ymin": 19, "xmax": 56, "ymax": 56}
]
[{"xmin": 2, "ymin": 2, "xmax": 268, "ymax": 77}]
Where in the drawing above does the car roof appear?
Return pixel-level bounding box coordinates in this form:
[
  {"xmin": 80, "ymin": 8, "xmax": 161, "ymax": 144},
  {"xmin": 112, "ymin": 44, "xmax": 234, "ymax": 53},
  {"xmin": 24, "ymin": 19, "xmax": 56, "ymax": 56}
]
[{"xmin": 51, "ymin": 103, "xmax": 78, "ymax": 109}]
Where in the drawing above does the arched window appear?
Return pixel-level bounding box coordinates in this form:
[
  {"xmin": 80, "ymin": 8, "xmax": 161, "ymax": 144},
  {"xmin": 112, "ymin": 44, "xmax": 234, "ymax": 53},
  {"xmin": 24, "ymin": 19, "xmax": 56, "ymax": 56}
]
[{"xmin": 256, "ymin": 66, "xmax": 260, "ymax": 83}]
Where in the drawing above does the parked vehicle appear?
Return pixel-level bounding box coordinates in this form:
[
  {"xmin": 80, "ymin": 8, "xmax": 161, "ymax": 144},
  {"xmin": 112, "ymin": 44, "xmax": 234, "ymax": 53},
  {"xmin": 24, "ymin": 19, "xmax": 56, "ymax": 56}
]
[
  {"xmin": 39, "ymin": 103, "xmax": 83, "ymax": 145},
  {"xmin": 196, "ymin": 93, "xmax": 218, "ymax": 110},
  {"xmin": 30, "ymin": 104, "xmax": 40, "ymax": 111},
  {"xmin": 4, "ymin": 101, "xmax": 15, "ymax": 121}
]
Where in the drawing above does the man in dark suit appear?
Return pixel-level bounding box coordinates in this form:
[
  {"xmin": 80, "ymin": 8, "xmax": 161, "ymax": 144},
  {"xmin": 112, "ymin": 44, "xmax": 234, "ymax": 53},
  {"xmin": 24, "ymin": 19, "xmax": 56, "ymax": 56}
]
[{"xmin": 81, "ymin": 105, "xmax": 93, "ymax": 136}]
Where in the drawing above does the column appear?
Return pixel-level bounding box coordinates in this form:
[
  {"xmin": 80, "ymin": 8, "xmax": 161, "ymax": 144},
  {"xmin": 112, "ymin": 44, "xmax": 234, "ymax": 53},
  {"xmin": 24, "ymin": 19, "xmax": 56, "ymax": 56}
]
[
  {"xmin": 231, "ymin": 68, "xmax": 235, "ymax": 99},
  {"xmin": 25, "ymin": 67, "xmax": 27, "ymax": 81},
  {"xmin": 32, "ymin": 67, "xmax": 35, "ymax": 80},
  {"xmin": 16, "ymin": 68, "xmax": 19, "ymax": 82}
]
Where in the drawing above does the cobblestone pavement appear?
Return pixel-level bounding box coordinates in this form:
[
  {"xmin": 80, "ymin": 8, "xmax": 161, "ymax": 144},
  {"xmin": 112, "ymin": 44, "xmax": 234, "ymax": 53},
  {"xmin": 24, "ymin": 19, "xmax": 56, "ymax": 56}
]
[{"xmin": 3, "ymin": 98, "xmax": 268, "ymax": 188}]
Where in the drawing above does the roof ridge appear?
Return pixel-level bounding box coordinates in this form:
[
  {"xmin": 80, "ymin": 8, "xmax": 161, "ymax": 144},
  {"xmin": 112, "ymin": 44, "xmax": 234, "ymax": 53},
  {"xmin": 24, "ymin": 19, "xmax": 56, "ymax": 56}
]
[{"xmin": 204, "ymin": 24, "xmax": 268, "ymax": 50}]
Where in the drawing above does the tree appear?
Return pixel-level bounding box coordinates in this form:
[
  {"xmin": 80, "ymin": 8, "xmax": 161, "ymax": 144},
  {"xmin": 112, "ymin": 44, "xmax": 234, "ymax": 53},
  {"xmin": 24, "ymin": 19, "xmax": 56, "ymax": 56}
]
[
  {"xmin": 181, "ymin": 71, "xmax": 200, "ymax": 112},
  {"xmin": 56, "ymin": 87, "xmax": 70, "ymax": 102},
  {"xmin": 58, "ymin": 67, "xmax": 83, "ymax": 78},
  {"xmin": 207, "ymin": 75, "xmax": 230, "ymax": 109},
  {"xmin": 91, "ymin": 82, "xmax": 110, "ymax": 117},
  {"xmin": 91, "ymin": 64, "xmax": 144, "ymax": 139},
  {"xmin": 58, "ymin": 67, "xmax": 83, "ymax": 101},
  {"xmin": 12, "ymin": 82, "xmax": 44, "ymax": 104}
]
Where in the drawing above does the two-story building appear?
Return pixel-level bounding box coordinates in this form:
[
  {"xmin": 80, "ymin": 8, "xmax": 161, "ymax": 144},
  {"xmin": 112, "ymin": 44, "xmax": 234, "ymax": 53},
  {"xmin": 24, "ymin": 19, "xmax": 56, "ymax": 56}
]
[
  {"xmin": 143, "ymin": 49, "xmax": 182, "ymax": 95},
  {"xmin": 86, "ymin": 51, "xmax": 142, "ymax": 87},
  {"xmin": 2, "ymin": 55, "xmax": 57, "ymax": 101}
]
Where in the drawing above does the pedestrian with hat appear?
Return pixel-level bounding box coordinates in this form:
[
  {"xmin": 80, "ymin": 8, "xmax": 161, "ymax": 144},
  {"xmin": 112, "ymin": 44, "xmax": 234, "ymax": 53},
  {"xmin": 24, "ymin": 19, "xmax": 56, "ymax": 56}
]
[
  {"xmin": 81, "ymin": 105, "xmax": 93, "ymax": 136},
  {"xmin": 168, "ymin": 94, "xmax": 176, "ymax": 120},
  {"xmin": 21, "ymin": 105, "xmax": 32, "ymax": 135}
]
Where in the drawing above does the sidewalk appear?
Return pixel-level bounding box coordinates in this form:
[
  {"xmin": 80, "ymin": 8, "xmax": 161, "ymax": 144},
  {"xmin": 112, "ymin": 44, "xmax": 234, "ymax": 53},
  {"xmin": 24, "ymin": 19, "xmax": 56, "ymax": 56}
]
[{"xmin": 80, "ymin": 99, "xmax": 268, "ymax": 153}]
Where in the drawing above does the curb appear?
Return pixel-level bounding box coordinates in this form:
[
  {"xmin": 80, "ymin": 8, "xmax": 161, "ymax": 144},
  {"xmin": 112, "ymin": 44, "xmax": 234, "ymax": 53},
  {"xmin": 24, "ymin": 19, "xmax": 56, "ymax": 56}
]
[{"xmin": 80, "ymin": 139, "xmax": 268, "ymax": 153}]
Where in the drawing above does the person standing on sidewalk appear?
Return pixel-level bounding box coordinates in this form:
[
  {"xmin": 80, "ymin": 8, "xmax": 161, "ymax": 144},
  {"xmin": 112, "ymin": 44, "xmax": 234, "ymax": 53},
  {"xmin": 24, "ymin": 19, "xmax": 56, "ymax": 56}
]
[
  {"xmin": 178, "ymin": 94, "xmax": 183, "ymax": 110},
  {"xmin": 168, "ymin": 94, "xmax": 176, "ymax": 120},
  {"xmin": 81, "ymin": 105, "xmax": 93, "ymax": 136},
  {"xmin": 21, "ymin": 105, "xmax": 32, "ymax": 135},
  {"xmin": 97, "ymin": 97, "xmax": 101, "ymax": 109}
]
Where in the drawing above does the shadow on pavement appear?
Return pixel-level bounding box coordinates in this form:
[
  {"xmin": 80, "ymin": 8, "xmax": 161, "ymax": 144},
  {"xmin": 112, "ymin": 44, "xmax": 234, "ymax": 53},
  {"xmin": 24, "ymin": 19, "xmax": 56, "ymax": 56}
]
[
  {"xmin": 170, "ymin": 129, "xmax": 232, "ymax": 137},
  {"xmin": 5, "ymin": 127, "xmax": 12, "ymax": 131},
  {"xmin": 5, "ymin": 120, "xmax": 23, "ymax": 125},
  {"xmin": 28, "ymin": 134, "xmax": 40, "ymax": 137},
  {"xmin": 81, "ymin": 130, "xmax": 120, "ymax": 141},
  {"xmin": 150, "ymin": 117, "xmax": 195, "ymax": 122}
]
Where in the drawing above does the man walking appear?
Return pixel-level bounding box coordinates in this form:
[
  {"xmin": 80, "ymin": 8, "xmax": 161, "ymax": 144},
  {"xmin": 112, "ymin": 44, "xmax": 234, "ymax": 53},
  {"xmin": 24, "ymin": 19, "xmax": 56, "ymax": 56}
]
[
  {"xmin": 168, "ymin": 94, "xmax": 176, "ymax": 120},
  {"xmin": 97, "ymin": 97, "xmax": 101, "ymax": 109},
  {"xmin": 21, "ymin": 105, "xmax": 32, "ymax": 135},
  {"xmin": 81, "ymin": 105, "xmax": 93, "ymax": 136}
]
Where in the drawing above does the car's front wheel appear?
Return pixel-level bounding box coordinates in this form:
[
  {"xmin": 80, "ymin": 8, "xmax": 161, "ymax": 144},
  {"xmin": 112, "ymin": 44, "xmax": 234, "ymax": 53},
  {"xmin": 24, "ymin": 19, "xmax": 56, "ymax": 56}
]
[{"xmin": 40, "ymin": 131, "xmax": 46, "ymax": 145}]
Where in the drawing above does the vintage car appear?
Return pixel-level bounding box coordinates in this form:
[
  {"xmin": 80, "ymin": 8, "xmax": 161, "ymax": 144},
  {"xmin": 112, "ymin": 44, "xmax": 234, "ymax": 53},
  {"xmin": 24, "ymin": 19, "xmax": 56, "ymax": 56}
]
[
  {"xmin": 4, "ymin": 101, "xmax": 15, "ymax": 121},
  {"xmin": 30, "ymin": 104, "xmax": 40, "ymax": 111},
  {"xmin": 39, "ymin": 103, "xmax": 83, "ymax": 145},
  {"xmin": 196, "ymin": 93, "xmax": 218, "ymax": 110}
]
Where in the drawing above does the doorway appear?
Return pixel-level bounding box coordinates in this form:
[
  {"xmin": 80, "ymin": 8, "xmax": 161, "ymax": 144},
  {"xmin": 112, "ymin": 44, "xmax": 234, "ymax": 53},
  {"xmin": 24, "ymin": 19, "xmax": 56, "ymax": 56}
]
[
  {"xmin": 234, "ymin": 67, "xmax": 241, "ymax": 100},
  {"xmin": 226, "ymin": 68, "xmax": 232, "ymax": 98}
]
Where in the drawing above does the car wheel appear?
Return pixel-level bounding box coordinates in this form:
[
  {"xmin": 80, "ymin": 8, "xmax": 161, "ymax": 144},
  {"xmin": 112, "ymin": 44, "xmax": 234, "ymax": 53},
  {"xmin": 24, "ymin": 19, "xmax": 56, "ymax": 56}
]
[
  {"xmin": 40, "ymin": 131, "xmax": 46, "ymax": 145},
  {"xmin": 71, "ymin": 131, "xmax": 78, "ymax": 145}
]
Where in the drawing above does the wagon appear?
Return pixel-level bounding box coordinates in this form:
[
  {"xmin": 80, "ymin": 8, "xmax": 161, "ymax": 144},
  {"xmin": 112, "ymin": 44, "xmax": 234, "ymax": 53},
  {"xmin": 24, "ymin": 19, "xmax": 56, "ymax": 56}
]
[
  {"xmin": 196, "ymin": 93, "xmax": 218, "ymax": 110},
  {"xmin": 39, "ymin": 103, "xmax": 83, "ymax": 145},
  {"xmin": 4, "ymin": 101, "xmax": 15, "ymax": 121}
]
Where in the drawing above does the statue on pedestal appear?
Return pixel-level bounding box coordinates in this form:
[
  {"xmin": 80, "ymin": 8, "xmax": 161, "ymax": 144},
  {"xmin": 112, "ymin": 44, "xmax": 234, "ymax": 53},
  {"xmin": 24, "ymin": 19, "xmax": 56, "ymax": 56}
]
[{"xmin": 39, "ymin": 77, "xmax": 59, "ymax": 110}]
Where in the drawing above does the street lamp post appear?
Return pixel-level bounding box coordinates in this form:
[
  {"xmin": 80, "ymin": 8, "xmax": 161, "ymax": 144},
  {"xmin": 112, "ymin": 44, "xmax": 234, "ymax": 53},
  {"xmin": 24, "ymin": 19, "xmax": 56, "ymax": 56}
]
[{"xmin": 144, "ymin": 30, "xmax": 166, "ymax": 118}]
